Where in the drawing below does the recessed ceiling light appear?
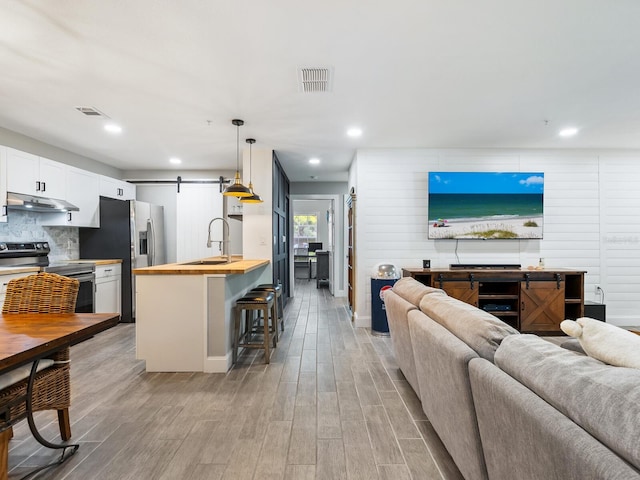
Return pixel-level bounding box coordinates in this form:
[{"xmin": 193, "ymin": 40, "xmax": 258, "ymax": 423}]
[
  {"xmin": 559, "ymin": 127, "xmax": 578, "ymax": 137},
  {"xmin": 309, "ymin": 158, "xmax": 320, "ymax": 165},
  {"xmin": 346, "ymin": 127, "xmax": 362, "ymax": 138},
  {"xmin": 169, "ymin": 157, "xmax": 182, "ymax": 164},
  {"xmin": 104, "ymin": 123, "xmax": 122, "ymax": 134}
]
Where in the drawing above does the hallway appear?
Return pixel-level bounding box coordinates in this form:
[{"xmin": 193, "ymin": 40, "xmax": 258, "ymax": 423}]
[{"xmin": 7, "ymin": 281, "xmax": 461, "ymax": 479}]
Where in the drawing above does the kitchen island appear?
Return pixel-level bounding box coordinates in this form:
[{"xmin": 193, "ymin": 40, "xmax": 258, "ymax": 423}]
[{"xmin": 133, "ymin": 256, "xmax": 270, "ymax": 372}]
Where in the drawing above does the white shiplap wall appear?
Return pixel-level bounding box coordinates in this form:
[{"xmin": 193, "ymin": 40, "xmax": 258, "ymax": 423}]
[
  {"xmin": 351, "ymin": 148, "xmax": 638, "ymax": 327},
  {"xmin": 599, "ymin": 154, "xmax": 640, "ymax": 323}
]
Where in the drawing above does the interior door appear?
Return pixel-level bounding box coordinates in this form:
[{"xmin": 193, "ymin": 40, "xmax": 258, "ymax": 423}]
[
  {"xmin": 175, "ymin": 185, "xmax": 223, "ymax": 262},
  {"xmin": 347, "ymin": 189, "xmax": 355, "ymax": 319},
  {"xmin": 272, "ymin": 154, "xmax": 290, "ymax": 303}
]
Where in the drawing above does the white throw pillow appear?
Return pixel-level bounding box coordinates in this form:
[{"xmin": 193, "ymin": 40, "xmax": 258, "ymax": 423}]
[{"xmin": 560, "ymin": 317, "xmax": 640, "ymax": 369}]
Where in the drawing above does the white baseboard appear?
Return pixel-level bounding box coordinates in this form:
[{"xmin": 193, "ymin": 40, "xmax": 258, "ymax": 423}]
[
  {"xmin": 204, "ymin": 353, "xmax": 232, "ymax": 373},
  {"xmin": 354, "ymin": 313, "xmax": 371, "ymax": 329}
]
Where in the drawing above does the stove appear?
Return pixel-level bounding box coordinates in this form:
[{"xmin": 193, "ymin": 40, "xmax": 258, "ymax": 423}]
[{"xmin": 0, "ymin": 241, "xmax": 96, "ymax": 312}]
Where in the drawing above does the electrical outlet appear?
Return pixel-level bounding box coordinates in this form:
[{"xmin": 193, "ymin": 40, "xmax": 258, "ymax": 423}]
[{"xmin": 595, "ymin": 284, "xmax": 601, "ymax": 294}]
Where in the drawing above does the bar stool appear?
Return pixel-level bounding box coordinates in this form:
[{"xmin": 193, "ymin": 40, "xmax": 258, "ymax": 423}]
[
  {"xmin": 246, "ymin": 289, "xmax": 279, "ymax": 344},
  {"xmin": 233, "ymin": 291, "xmax": 276, "ymax": 364},
  {"xmin": 252, "ymin": 283, "xmax": 284, "ymax": 333}
]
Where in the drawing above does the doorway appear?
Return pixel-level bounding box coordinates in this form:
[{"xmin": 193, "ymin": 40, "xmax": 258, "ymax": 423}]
[{"xmin": 290, "ymin": 196, "xmax": 345, "ymax": 297}]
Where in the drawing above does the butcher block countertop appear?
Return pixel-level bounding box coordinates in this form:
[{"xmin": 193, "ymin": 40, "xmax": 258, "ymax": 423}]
[
  {"xmin": 71, "ymin": 259, "xmax": 123, "ymax": 265},
  {"xmin": 0, "ymin": 266, "xmax": 40, "ymax": 275},
  {"xmin": 133, "ymin": 256, "xmax": 269, "ymax": 275}
]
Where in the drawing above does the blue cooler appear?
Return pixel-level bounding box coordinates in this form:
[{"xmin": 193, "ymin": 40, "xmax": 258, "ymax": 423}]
[{"xmin": 371, "ymin": 264, "xmax": 400, "ymax": 336}]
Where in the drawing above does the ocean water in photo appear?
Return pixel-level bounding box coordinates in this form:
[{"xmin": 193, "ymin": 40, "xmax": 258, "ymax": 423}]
[{"xmin": 428, "ymin": 193, "xmax": 543, "ymax": 222}]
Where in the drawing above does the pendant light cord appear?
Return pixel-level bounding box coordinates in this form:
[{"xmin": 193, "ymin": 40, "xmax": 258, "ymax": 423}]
[
  {"xmin": 236, "ymin": 123, "xmax": 240, "ymax": 172},
  {"xmin": 248, "ymin": 141, "xmax": 252, "ymax": 184}
]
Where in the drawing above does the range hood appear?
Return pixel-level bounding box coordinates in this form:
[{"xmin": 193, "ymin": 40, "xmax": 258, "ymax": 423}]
[{"xmin": 6, "ymin": 192, "xmax": 80, "ymax": 212}]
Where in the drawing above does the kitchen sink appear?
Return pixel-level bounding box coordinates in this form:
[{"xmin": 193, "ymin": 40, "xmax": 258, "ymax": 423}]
[{"xmin": 180, "ymin": 259, "xmax": 231, "ymax": 266}]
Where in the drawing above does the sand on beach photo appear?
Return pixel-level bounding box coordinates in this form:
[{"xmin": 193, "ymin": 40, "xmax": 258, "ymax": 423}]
[{"xmin": 428, "ymin": 215, "xmax": 543, "ymax": 239}]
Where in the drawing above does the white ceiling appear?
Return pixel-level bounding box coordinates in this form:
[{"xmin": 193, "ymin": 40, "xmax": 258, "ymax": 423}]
[{"xmin": 2, "ymin": 1, "xmax": 640, "ymax": 183}]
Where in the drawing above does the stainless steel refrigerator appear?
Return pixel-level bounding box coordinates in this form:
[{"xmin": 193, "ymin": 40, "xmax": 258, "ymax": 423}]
[{"xmin": 80, "ymin": 197, "xmax": 166, "ymax": 322}]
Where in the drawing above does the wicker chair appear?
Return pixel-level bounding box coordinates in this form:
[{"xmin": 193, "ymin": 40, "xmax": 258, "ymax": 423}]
[{"xmin": 0, "ymin": 273, "xmax": 79, "ymax": 445}]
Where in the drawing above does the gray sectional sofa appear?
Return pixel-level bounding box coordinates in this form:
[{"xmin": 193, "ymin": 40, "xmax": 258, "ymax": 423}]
[{"xmin": 385, "ymin": 277, "xmax": 640, "ymax": 480}]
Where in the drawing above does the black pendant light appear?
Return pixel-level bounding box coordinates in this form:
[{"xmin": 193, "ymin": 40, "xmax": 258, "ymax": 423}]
[
  {"xmin": 240, "ymin": 138, "xmax": 263, "ymax": 204},
  {"xmin": 223, "ymin": 119, "xmax": 252, "ymax": 197}
]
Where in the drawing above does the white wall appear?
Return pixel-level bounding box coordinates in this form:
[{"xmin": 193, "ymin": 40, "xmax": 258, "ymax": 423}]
[
  {"xmin": 242, "ymin": 147, "xmax": 273, "ymax": 283},
  {"xmin": 0, "ymin": 127, "xmax": 121, "ymax": 177},
  {"xmin": 350, "ymin": 148, "xmax": 640, "ymax": 327},
  {"xmin": 290, "ymin": 182, "xmax": 348, "ymax": 195}
]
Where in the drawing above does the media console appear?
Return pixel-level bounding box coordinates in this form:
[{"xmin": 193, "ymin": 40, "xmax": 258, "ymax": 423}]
[{"xmin": 402, "ymin": 267, "xmax": 585, "ymax": 334}]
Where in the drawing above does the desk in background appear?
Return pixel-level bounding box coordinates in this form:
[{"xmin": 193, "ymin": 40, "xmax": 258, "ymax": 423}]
[{"xmin": 294, "ymin": 248, "xmax": 312, "ymax": 279}]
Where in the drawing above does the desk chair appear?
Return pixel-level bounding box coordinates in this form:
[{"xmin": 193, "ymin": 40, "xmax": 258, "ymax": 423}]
[{"xmin": 0, "ymin": 273, "xmax": 79, "ymax": 455}]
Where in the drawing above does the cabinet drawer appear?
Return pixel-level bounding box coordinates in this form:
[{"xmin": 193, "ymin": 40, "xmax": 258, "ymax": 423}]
[
  {"xmin": 0, "ymin": 272, "xmax": 36, "ymax": 294},
  {"xmin": 95, "ymin": 264, "xmax": 122, "ymax": 280}
]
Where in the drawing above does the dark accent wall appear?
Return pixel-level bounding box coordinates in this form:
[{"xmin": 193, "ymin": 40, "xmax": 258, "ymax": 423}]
[{"xmin": 272, "ymin": 153, "xmax": 290, "ymax": 302}]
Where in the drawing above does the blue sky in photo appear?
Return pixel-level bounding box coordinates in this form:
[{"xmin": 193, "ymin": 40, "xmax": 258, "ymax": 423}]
[{"xmin": 428, "ymin": 172, "xmax": 544, "ymax": 194}]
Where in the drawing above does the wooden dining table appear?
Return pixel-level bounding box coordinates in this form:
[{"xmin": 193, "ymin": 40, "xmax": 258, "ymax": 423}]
[{"xmin": 0, "ymin": 312, "xmax": 120, "ymax": 480}]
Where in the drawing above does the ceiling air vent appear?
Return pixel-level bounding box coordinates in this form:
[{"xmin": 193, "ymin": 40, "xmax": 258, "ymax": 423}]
[
  {"xmin": 298, "ymin": 67, "xmax": 332, "ymax": 93},
  {"xmin": 75, "ymin": 106, "xmax": 109, "ymax": 117}
]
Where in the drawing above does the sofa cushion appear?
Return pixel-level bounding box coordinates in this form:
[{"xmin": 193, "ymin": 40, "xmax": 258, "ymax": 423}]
[
  {"xmin": 408, "ymin": 310, "xmax": 488, "ymax": 480},
  {"xmin": 495, "ymin": 334, "xmax": 640, "ymax": 471},
  {"xmin": 419, "ymin": 294, "xmax": 519, "ymax": 362},
  {"xmin": 391, "ymin": 277, "xmax": 445, "ymax": 307},
  {"xmin": 560, "ymin": 338, "xmax": 586, "ymax": 354},
  {"xmin": 384, "ymin": 289, "xmax": 421, "ymax": 394},
  {"xmin": 470, "ymin": 358, "xmax": 640, "ymax": 480},
  {"xmin": 0, "ymin": 359, "xmax": 55, "ymax": 390},
  {"xmin": 561, "ymin": 317, "xmax": 640, "ymax": 369}
]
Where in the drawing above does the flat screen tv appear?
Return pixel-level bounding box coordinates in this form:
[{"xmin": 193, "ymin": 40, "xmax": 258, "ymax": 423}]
[{"xmin": 428, "ymin": 172, "xmax": 544, "ymax": 239}]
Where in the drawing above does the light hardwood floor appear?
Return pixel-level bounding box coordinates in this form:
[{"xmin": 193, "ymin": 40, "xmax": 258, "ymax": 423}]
[{"xmin": 8, "ymin": 280, "xmax": 462, "ymax": 480}]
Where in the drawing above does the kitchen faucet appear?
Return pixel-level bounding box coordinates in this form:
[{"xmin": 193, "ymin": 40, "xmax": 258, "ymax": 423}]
[{"xmin": 206, "ymin": 217, "xmax": 231, "ymax": 262}]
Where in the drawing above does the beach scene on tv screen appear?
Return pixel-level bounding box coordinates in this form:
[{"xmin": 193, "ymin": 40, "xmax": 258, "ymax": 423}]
[{"xmin": 428, "ymin": 172, "xmax": 544, "ymax": 239}]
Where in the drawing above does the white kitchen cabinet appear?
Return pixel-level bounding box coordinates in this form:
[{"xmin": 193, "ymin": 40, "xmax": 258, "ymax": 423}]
[
  {"xmin": 94, "ymin": 263, "xmax": 121, "ymax": 314},
  {"xmin": 99, "ymin": 175, "xmax": 136, "ymax": 200},
  {"xmin": 0, "ymin": 147, "xmax": 7, "ymax": 223},
  {"xmin": 6, "ymin": 148, "xmax": 67, "ymax": 200},
  {"xmin": 40, "ymin": 166, "xmax": 100, "ymax": 227},
  {"xmin": 65, "ymin": 167, "xmax": 100, "ymax": 227}
]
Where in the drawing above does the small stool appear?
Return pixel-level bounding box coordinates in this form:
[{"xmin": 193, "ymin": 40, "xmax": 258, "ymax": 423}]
[
  {"xmin": 233, "ymin": 291, "xmax": 276, "ymax": 364},
  {"xmin": 252, "ymin": 283, "xmax": 284, "ymax": 333}
]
